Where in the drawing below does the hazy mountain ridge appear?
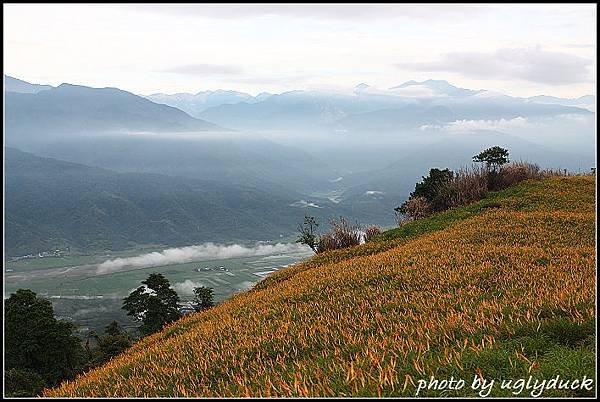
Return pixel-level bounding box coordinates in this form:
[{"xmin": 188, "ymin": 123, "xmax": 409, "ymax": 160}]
[
  {"xmin": 6, "ymin": 76, "xmax": 593, "ymax": 137},
  {"xmin": 145, "ymin": 90, "xmax": 272, "ymax": 117},
  {"xmin": 525, "ymin": 94, "xmax": 595, "ymax": 112},
  {"xmin": 5, "ymin": 80, "xmax": 225, "ymax": 151},
  {"xmin": 196, "ymin": 80, "xmax": 593, "ymax": 133},
  {"xmin": 5, "ymin": 148, "xmax": 363, "ymax": 256},
  {"xmin": 32, "ymin": 134, "xmax": 343, "ymax": 196},
  {"xmin": 4, "ymin": 75, "xmax": 53, "ymax": 93},
  {"xmin": 388, "ymin": 79, "xmax": 484, "ymax": 97}
]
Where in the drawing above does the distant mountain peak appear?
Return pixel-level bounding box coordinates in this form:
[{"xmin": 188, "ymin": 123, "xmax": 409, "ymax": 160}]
[
  {"xmin": 394, "ymin": 80, "xmax": 419, "ymax": 88},
  {"xmin": 423, "ymin": 79, "xmax": 450, "ymax": 85},
  {"xmin": 354, "ymin": 83, "xmax": 370, "ymax": 92},
  {"xmin": 391, "ymin": 79, "xmax": 454, "ymax": 90},
  {"xmin": 389, "ymin": 79, "xmax": 482, "ymax": 97},
  {"xmin": 5, "ymin": 75, "xmax": 53, "ymax": 94},
  {"xmin": 56, "ymin": 82, "xmax": 89, "ymax": 90}
]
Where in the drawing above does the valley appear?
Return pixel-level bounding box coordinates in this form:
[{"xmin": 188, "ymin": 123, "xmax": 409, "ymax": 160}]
[
  {"xmin": 3, "ymin": 76, "xmax": 595, "ymax": 339},
  {"xmin": 5, "ymin": 243, "xmax": 313, "ymax": 333}
]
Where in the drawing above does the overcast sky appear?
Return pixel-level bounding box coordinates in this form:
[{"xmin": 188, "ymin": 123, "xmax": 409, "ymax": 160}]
[{"xmin": 3, "ymin": 3, "xmax": 596, "ymax": 97}]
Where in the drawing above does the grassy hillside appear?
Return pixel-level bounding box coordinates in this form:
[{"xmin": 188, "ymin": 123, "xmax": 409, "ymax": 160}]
[{"xmin": 46, "ymin": 176, "xmax": 596, "ymax": 397}]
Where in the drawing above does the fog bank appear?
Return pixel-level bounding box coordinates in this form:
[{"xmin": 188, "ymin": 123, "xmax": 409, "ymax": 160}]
[{"xmin": 96, "ymin": 242, "xmax": 311, "ymax": 274}]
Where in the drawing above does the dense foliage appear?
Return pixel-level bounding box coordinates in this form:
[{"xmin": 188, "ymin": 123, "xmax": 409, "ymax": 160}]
[
  {"xmin": 396, "ymin": 168, "xmax": 455, "ymax": 219},
  {"xmin": 192, "ymin": 286, "xmax": 215, "ymax": 312},
  {"xmin": 5, "ymin": 289, "xmax": 86, "ymax": 396},
  {"xmin": 85, "ymin": 321, "xmax": 134, "ymax": 368},
  {"xmin": 473, "ymin": 146, "xmax": 510, "ymax": 171},
  {"xmin": 122, "ymin": 273, "xmax": 182, "ymax": 336},
  {"xmin": 409, "ymin": 168, "xmax": 455, "ymax": 211}
]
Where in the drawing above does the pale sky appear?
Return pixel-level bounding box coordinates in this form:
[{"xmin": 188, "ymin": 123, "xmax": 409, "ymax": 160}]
[{"xmin": 3, "ymin": 3, "xmax": 597, "ymax": 97}]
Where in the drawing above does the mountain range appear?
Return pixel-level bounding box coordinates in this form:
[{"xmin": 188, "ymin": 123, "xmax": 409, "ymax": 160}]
[
  {"xmin": 194, "ymin": 80, "xmax": 592, "ymax": 134},
  {"xmin": 145, "ymin": 79, "xmax": 594, "ymax": 135},
  {"xmin": 145, "ymin": 90, "xmax": 272, "ymax": 117},
  {"xmin": 3, "ymin": 75, "xmax": 596, "ymax": 256}
]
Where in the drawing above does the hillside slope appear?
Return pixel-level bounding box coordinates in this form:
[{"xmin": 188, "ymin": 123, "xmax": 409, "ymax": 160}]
[{"xmin": 47, "ymin": 176, "xmax": 596, "ymax": 397}]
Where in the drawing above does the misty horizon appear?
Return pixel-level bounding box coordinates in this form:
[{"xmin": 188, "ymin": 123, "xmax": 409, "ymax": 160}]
[
  {"xmin": 4, "ymin": 4, "xmax": 596, "ymax": 98},
  {"xmin": 4, "ymin": 74, "xmax": 596, "ymax": 101}
]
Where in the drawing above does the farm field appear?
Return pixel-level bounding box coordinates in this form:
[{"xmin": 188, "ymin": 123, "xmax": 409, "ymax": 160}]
[
  {"xmin": 47, "ymin": 176, "xmax": 596, "ymax": 397},
  {"xmin": 5, "ymin": 244, "xmax": 312, "ymax": 333},
  {"xmin": 5, "ymin": 244, "xmax": 168, "ymax": 271}
]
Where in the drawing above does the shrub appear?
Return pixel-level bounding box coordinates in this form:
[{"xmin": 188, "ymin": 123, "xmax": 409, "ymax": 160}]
[
  {"xmin": 299, "ymin": 216, "xmax": 379, "ymax": 254},
  {"xmin": 394, "ymin": 208, "xmax": 406, "ymax": 226},
  {"xmin": 410, "ymin": 168, "xmax": 454, "ymax": 211},
  {"xmin": 473, "ymin": 146, "xmax": 510, "ymax": 190},
  {"xmin": 395, "ymin": 167, "xmax": 485, "ymax": 224},
  {"xmin": 315, "ymin": 217, "xmax": 362, "ymax": 253},
  {"xmin": 86, "ymin": 322, "xmax": 133, "ymax": 368},
  {"xmin": 363, "ymin": 225, "xmax": 382, "ymax": 242},
  {"xmin": 329, "ymin": 217, "xmax": 362, "ymax": 249},
  {"xmin": 497, "ymin": 161, "xmax": 543, "ymax": 188},
  {"xmin": 296, "ymin": 215, "xmax": 319, "ymax": 253},
  {"xmin": 446, "ymin": 165, "xmax": 488, "ymax": 208},
  {"xmin": 396, "ymin": 196, "xmax": 432, "ymax": 223},
  {"xmin": 393, "ymin": 147, "xmax": 580, "ymax": 228},
  {"xmin": 316, "ymin": 233, "xmax": 338, "ymax": 253}
]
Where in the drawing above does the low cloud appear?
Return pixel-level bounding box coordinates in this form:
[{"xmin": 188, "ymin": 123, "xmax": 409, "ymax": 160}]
[
  {"xmin": 397, "ymin": 47, "xmax": 593, "ymax": 85},
  {"xmin": 420, "ymin": 114, "xmax": 590, "ymax": 133},
  {"xmin": 420, "ymin": 117, "xmax": 532, "ymax": 132},
  {"xmin": 163, "ymin": 63, "xmax": 243, "ymax": 76},
  {"xmin": 173, "ymin": 279, "xmax": 205, "ymax": 295},
  {"xmin": 97, "ymin": 242, "xmax": 310, "ymax": 274},
  {"xmin": 290, "ymin": 200, "xmax": 322, "ymax": 208}
]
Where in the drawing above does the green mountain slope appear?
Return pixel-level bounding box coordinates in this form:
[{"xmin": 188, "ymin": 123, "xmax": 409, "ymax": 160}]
[{"xmin": 4, "ymin": 148, "xmax": 318, "ymax": 256}]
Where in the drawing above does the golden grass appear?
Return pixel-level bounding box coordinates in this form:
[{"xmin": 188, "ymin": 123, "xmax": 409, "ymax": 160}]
[{"xmin": 46, "ymin": 176, "xmax": 596, "ymax": 397}]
